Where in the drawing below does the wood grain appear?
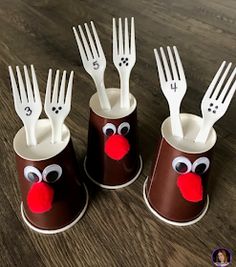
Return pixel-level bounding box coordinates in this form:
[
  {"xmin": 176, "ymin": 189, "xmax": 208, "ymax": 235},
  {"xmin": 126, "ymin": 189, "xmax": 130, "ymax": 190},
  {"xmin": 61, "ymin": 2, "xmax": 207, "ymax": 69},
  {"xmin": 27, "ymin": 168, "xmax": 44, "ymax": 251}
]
[{"xmin": 0, "ymin": 0, "xmax": 235, "ymax": 266}]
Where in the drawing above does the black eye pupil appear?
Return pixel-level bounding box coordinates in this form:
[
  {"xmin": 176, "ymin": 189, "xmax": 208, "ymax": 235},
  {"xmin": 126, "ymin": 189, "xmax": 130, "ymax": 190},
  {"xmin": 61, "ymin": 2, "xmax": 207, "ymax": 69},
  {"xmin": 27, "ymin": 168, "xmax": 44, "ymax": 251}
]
[
  {"xmin": 175, "ymin": 162, "xmax": 188, "ymax": 173},
  {"xmin": 120, "ymin": 127, "xmax": 129, "ymax": 135},
  {"xmin": 27, "ymin": 172, "xmax": 39, "ymax": 183},
  {"xmin": 46, "ymin": 171, "xmax": 59, "ymax": 182},
  {"xmin": 195, "ymin": 164, "xmax": 206, "ymax": 174},
  {"xmin": 105, "ymin": 128, "xmax": 114, "ymax": 136}
]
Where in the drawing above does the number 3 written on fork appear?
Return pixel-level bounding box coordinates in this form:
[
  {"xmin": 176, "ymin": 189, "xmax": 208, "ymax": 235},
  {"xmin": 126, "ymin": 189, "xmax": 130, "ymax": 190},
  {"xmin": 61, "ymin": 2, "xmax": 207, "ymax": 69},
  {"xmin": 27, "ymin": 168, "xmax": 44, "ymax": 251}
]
[
  {"xmin": 170, "ymin": 82, "xmax": 177, "ymax": 92},
  {"xmin": 25, "ymin": 106, "xmax": 32, "ymax": 116},
  {"xmin": 93, "ymin": 61, "xmax": 99, "ymax": 70}
]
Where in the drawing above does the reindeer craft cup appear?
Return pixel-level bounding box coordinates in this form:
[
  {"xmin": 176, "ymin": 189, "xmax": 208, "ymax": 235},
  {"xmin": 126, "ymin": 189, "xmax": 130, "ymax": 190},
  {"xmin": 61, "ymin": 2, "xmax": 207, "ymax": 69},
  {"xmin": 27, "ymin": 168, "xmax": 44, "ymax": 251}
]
[
  {"xmin": 84, "ymin": 88, "xmax": 142, "ymax": 189},
  {"xmin": 14, "ymin": 120, "xmax": 88, "ymax": 234},
  {"xmin": 143, "ymin": 113, "xmax": 217, "ymax": 226},
  {"xmin": 73, "ymin": 17, "xmax": 142, "ymax": 189},
  {"xmin": 9, "ymin": 66, "xmax": 88, "ymax": 234},
  {"xmin": 145, "ymin": 53, "xmax": 236, "ymax": 226}
]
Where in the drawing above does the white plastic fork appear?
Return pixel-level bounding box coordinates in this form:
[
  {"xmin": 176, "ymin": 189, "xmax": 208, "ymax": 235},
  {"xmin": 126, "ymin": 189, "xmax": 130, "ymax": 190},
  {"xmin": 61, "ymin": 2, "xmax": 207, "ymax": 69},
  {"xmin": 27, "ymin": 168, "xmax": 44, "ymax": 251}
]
[
  {"xmin": 73, "ymin": 22, "xmax": 111, "ymax": 110},
  {"xmin": 44, "ymin": 69, "xmax": 74, "ymax": 143},
  {"xmin": 154, "ymin": 46, "xmax": 187, "ymax": 138},
  {"xmin": 195, "ymin": 61, "xmax": 236, "ymax": 143},
  {"xmin": 9, "ymin": 65, "xmax": 42, "ymax": 146},
  {"xmin": 113, "ymin": 17, "xmax": 136, "ymax": 109}
]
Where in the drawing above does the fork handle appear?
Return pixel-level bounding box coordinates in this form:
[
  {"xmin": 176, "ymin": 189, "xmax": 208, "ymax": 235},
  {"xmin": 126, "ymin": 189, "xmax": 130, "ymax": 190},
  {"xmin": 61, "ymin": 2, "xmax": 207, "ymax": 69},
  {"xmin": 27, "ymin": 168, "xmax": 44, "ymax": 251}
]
[
  {"xmin": 94, "ymin": 79, "xmax": 111, "ymax": 110},
  {"xmin": 195, "ymin": 119, "xmax": 214, "ymax": 143},
  {"xmin": 50, "ymin": 119, "xmax": 64, "ymax": 143},
  {"xmin": 169, "ymin": 105, "xmax": 184, "ymax": 138},
  {"xmin": 120, "ymin": 72, "xmax": 130, "ymax": 109},
  {"xmin": 24, "ymin": 122, "xmax": 37, "ymax": 146}
]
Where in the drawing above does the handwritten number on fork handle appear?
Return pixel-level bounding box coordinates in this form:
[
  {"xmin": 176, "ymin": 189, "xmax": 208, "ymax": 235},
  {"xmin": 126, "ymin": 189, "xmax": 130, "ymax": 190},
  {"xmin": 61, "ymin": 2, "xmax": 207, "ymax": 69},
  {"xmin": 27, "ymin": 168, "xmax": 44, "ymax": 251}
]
[
  {"xmin": 25, "ymin": 106, "xmax": 32, "ymax": 116},
  {"xmin": 93, "ymin": 61, "xmax": 99, "ymax": 70},
  {"xmin": 171, "ymin": 82, "xmax": 177, "ymax": 92}
]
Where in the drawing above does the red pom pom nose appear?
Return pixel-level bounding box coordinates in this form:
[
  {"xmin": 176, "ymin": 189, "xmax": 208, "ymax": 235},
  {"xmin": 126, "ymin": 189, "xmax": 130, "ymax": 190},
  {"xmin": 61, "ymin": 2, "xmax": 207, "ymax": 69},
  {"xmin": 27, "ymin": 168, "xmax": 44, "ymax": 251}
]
[
  {"xmin": 177, "ymin": 173, "xmax": 203, "ymax": 202},
  {"xmin": 105, "ymin": 134, "xmax": 130, "ymax": 160},
  {"xmin": 27, "ymin": 182, "xmax": 54, "ymax": 213}
]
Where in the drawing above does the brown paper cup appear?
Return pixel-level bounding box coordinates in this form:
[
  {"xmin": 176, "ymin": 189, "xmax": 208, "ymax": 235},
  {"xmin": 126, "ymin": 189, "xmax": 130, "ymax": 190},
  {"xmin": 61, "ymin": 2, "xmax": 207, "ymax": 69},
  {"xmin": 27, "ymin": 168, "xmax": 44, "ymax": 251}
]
[
  {"xmin": 13, "ymin": 119, "xmax": 88, "ymax": 234},
  {"xmin": 84, "ymin": 88, "xmax": 142, "ymax": 189},
  {"xmin": 144, "ymin": 113, "xmax": 217, "ymax": 226}
]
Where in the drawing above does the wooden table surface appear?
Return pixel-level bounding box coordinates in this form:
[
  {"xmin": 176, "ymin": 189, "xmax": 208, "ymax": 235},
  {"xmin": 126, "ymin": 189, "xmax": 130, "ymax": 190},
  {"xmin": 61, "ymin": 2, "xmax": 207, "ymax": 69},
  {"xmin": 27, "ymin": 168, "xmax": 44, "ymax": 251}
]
[{"xmin": 0, "ymin": 0, "xmax": 235, "ymax": 266}]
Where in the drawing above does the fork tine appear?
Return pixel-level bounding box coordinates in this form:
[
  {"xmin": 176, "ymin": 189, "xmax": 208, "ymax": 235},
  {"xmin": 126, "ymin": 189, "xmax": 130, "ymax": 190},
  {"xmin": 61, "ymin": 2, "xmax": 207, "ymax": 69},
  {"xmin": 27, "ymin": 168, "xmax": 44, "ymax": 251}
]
[
  {"xmin": 84, "ymin": 22, "xmax": 98, "ymax": 58},
  {"xmin": 58, "ymin": 71, "xmax": 66, "ymax": 104},
  {"xmin": 167, "ymin": 46, "xmax": 178, "ymax": 80},
  {"xmin": 130, "ymin": 17, "xmax": 135, "ymax": 56},
  {"xmin": 65, "ymin": 71, "xmax": 74, "ymax": 108},
  {"xmin": 124, "ymin": 18, "xmax": 129, "ymax": 54},
  {"xmin": 31, "ymin": 65, "xmax": 41, "ymax": 104},
  {"xmin": 52, "ymin": 70, "xmax": 60, "ymax": 103},
  {"xmin": 24, "ymin": 65, "xmax": 34, "ymax": 103},
  {"xmin": 160, "ymin": 47, "xmax": 171, "ymax": 81},
  {"xmin": 218, "ymin": 67, "xmax": 236, "ymax": 103},
  {"xmin": 45, "ymin": 69, "xmax": 52, "ymax": 106},
  {"xmin": 154, "ymin": 49, "xmax": 166, "ymax": 86},
  {"xmin": 73, "ymin": 26, "xmax": 88, "ymax": 63},
  {"xmin": 78, "ymin": 25, "xmax": 93, "ymax": 60},
  {"xmin": 118, "ymin": 18, "xmax": 124, "ymax": 55},
  {"xmin": 113, "ymin": 18, "xmax": 118, "ymax": 56},
  {"xmin": 173, "ymin": 46, "xmax": 185, "ymax": 80},
  {"xmin": 204, "ymin": 61, "xmax": 226, "ymax": 99},
  {"xmin": 91, "ymin": 21, "xmax": 104, "ymax": 58},
  {"xmin": 16, "ymin": 66, "xmax": 27, "ymax": 103},
  {"xmin": 9, "ymin": 66, "xmax": 21, "ymax": 105},
  {"xmin": 211, "ymin": 62, "xmax": 232, "ymax": 99},
  {"xmin": 223, "ymin": 78, "xmax": 236, "ymax": 107}
]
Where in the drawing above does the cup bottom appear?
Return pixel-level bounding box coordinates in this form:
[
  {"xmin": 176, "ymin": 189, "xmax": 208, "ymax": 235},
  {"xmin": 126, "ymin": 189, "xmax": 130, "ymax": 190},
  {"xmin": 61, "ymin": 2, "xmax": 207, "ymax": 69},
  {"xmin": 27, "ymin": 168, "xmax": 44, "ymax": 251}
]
[
  {"xmin": 21, "ymin": 183, "xmax": 89, "ymax": 234},
  {"xmin": 143, "ymin": 178, "xmax": 209, "ymax": 226},
  {"xmin": 84, "ymin": 155, "xmax": 143, "ymax": 189}
]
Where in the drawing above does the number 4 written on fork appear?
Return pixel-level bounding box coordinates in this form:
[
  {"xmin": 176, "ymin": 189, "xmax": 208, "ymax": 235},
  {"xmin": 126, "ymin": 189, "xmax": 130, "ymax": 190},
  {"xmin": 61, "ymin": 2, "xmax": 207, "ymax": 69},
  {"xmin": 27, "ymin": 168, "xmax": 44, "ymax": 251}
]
[{"xmin": 170, "ymin": 82, "xmax": 177, "ymax": 92}]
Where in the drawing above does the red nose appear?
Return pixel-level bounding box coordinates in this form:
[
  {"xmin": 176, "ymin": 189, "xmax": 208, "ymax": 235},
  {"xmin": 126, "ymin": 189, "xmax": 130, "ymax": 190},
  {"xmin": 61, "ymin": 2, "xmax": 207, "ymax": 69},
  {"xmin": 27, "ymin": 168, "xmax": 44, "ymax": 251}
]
[
  {"xmin": 27, "ymin": 182, "xmax": 54, "ymax": 213},
  {"xmin": 105, "ymin": 134, "xmax": 130, "ymax": 160},
  {"xmin": 177, "ymin": 172, "xmax": 203, "ymax": 203}
]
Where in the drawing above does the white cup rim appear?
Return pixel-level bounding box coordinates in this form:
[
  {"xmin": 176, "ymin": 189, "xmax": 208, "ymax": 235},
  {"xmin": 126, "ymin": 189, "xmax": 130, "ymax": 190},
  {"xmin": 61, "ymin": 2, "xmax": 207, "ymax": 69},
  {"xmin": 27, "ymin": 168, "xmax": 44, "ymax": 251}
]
[
  {"xmin": 89, "ymin": 88, "xmax": 137, "ymax": 119},
  {"xmin": 13, "ymin": 119, "xmax": 70, "ymax": 161},
  {"xmin": 161, "ymin": 113, "xmax": 217, "ymax": 154}
]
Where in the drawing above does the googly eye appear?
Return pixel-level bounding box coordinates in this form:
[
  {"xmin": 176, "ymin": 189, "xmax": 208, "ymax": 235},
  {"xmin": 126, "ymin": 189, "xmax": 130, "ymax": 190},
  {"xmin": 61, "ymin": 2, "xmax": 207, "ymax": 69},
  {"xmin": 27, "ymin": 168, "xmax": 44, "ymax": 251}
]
[
  {"xmin": 24, "ymin": 166, "xmax": 42, "ymax": 183},
  {"xmin": 42, "ymin": 164, "xmax": 62, "ymax": 183},
  {"xmin": 102, "ymin": 123, "xmax": 116, "ymax": 136},
  {"xmin": 192, "ymin": 157, "xmax": 210, "ymax": 175},
  {"xmin": 117, "ymin": 122, "xmax": 130, "ymax": 136},
  {"xmin": 172, "ymin": 156, "xmax": 192, "ymax": 174}
]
